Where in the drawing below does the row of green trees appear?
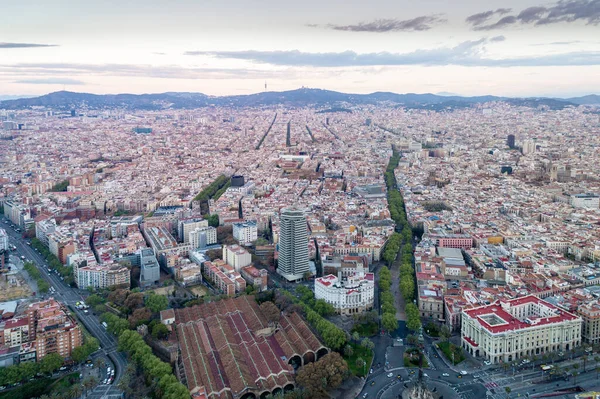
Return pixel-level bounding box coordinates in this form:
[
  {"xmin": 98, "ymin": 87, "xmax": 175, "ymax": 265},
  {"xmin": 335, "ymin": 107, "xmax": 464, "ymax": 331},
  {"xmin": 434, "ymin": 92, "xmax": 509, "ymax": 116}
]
[
  {"xmin": 49, "ymin": 179, "xmax": 69, "ymax": 192},
  {"xmin": 118, "ymin": 330, "xmax": 190, "ymax": 399},
  {"xmin": 0, "ymin": 353, "xmax": 64, "ymax": 386},
  {"xmin": 379, "ymin": 266, "xmax": 398, "ymax": 332},
  {"xmin": 296, "ymin": 286, "xmax": 336, "ymax": 317},
  {"xmin": 23, "ymin": 261, "xmax": 50, "ymax": 293},
  {"xmin": 405, "ymin": 303, "xmax": 422, "ymax": 333},
  {"xmin": 31, "ymin": 238, "xmax": 74, "ymax": 285},
  {"xmin": 191, "ymin": 175, "xmax": 230, "ymax": 204},
  {"xmin": 384, "ymin": 148, "xmax": 422, "ymax": 334},
  {"xmin": 71, "ymin": 337, "xmax": 100, "ymax": 363}
]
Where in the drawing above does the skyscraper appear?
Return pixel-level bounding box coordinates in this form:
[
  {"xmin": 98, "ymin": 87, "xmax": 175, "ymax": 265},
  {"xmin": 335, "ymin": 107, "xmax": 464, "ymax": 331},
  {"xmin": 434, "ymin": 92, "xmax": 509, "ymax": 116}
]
[
  {"xmin": 507, "ymin": 134, "xmax": 515, "ymax": 149},
  {"xmin": 277, "ymin": 207, "xmax": 309, "ymax": 281}
]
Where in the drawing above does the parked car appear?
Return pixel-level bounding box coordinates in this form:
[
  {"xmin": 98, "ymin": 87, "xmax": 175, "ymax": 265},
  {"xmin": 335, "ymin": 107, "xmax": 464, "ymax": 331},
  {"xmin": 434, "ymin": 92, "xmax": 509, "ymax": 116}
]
[
  {"xmin": 442, "ymin": 373, "xmax": 450, "ymax": 377},
  {"xmin": 387, "ymin": 373, "xmax": 393, "ymax": 378}
]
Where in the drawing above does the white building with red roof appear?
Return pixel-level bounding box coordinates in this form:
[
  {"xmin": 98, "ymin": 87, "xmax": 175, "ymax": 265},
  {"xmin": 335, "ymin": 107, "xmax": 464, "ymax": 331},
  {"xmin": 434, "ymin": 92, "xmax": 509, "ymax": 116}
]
[
  {"xmin": 314, "ymin": 272, "xmax": 374, "ymax": 315},
  {"xmin": 461, "ymin": 295, "xmax": 582, "ymax": 364}
]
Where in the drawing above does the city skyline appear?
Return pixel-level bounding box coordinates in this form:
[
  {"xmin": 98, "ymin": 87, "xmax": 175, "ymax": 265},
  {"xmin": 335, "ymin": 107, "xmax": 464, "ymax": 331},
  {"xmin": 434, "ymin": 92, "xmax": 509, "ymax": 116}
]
[{"xmin": 1, "ymin": 0, "xmax": 600, "ymax": 97}]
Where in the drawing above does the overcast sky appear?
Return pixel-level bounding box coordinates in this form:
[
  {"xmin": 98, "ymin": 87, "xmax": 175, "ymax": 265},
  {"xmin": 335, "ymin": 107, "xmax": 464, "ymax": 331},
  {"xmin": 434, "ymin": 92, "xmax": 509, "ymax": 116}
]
[{"xmin": 1, "ymin": 0, "xmax": 600, "ymax": 97}]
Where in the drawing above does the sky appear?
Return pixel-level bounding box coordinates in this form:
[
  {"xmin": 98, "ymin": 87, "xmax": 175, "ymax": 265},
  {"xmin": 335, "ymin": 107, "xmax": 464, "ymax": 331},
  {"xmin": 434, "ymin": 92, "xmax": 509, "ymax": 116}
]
[{"xmin": 1, "ymin": 0, "xmax": 600, "ymax": 97}]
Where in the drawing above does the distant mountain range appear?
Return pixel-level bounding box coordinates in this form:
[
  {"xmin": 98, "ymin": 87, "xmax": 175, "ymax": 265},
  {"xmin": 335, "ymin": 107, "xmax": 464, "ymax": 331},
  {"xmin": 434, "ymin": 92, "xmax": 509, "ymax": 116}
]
[{"xmin": 0, "ymin": 89, "xmax": 598, "ymax": 111}]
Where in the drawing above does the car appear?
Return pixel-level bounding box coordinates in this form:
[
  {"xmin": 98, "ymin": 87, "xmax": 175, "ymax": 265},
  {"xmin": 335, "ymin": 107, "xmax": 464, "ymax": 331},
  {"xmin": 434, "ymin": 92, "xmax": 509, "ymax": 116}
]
[
  {"xmin": 369, "ymin": 368, "xmax": 373, "ymax": 374},
  {"xmin": 0, "ymin": 386, "xmax": 5, "ymax": 391},
  {"xmin": 363, "ymin": 393, "xmax": 368, "ymax": 398},
  {"xmin": 103, "ymin": 379, "xmax": 107, "ymax": 384},
  {"xmin": 397, "ymin": 375, "xmax": 402, "ymax": 379},
  {"xmin": 474, "ymin": 374, "xmax": 480, "ymax": 378},
  {"xmin": 460, "ymin": 370, "xmax": 468, "ymax": 375},
  {"xmin": 442, "ymin": 373, "xmax": 449, "ymax": 377},
  {"xmin": 522, "ymin": 359, "xmax": 531, "ymax": 364},
  {"xmin": 387, "ymin": 373, "xmax": 393, "ymax": 378},
  {"xmin": 84, "ymin": 310, "xmax": 89, "ymax": 314},
  {"xmin": 370, "ymin": 381, "xmax": 375, "ymax": 386},
  {"xmin": 59, "ymin": 367, "xmax": 67, "ymax": 371},
  {"xmin": 484, "ymin": 360, "xmax": 491, "ymax": 366},
  {"xmin": 558, "ymin": 352, "xmax": 564, "ymax": 357},
  {"xmin": 423, "ymin": 373, "xmax": 429, "ymax": 377}
]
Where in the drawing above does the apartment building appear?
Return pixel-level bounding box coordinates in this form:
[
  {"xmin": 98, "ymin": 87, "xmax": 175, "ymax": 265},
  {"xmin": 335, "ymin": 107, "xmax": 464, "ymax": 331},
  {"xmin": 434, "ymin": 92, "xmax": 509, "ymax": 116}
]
[
  {"xmin": 75, "ymin": 263, "xmax": 130, "ymax": 290},
  {"xmin": 232, "ymin": 221, "xmax": 258, "ymax": 245},
  {"xmin": 461, "ymin": 296, "xmax": 582, "ymax": 364},
  {"xmin": 578, "ymin": 300, "xmax": 600, "ymax": 345},
  {"xmin": 26, "ymin": 299, "xmax": 83, "ymax": 360},
  {"xmin": 202, "ymin": 260, "xmax": 246, "ymax": 297},
  {"xmin": 223, "ymin": 244, "xmax": 252, "ymax": 271},
  {"xmin": 240, "ymin": 265, "xmax": 268, "ymax": 292},
  {"xmin": 0, "ymin": 317, "xmax": 30, "ymax": 348},
  {"xmin": 189, "ymin": 226, "xmax": 217, "ymax": 249},
  {"xmin": 175, "ymin": 263, "xmax": 202, "ymax": 286},
  {"xmin": 178, "ymin": 219, "xmax": 208, "ymax": 243},
  {"xmin": 418, "ymin": 286, "xmax": 444, "ymax": 321},
  {"xmin": 139, "ymin": 248, "xmax": 160, "ymax": 287},
  {"xmin": 48, "ymin": 232, "xmax": 75, "ymax": 264},
  {"xmin": 35, "ymin": 218, "xmax": 56, "ymax": 247},
  {"xmin": 0, "ymin": 228, "xmax": 8, "ymax": 251}
]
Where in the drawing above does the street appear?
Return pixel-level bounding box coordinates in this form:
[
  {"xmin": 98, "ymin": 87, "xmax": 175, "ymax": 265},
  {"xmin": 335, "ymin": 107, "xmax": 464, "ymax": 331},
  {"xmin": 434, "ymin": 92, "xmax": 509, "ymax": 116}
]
[
  {"xmin": 358, "ymin": 331, "xmax": 600, "ymax": 399},
  {"xmin": 2, "ymin": 217, "xmax": 125, "ymax": 398}
]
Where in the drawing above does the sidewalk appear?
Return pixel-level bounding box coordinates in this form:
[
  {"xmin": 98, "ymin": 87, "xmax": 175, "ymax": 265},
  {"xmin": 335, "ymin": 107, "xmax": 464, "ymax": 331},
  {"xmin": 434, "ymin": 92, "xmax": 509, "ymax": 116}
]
[{"xmin": 390, "ymin": 258, "xmax": 406, "ymax": 321}]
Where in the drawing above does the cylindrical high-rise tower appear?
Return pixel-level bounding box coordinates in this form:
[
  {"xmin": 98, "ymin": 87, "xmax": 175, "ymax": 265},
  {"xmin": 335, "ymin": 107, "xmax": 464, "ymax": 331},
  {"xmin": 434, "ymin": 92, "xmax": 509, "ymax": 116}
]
[{"xmin": 277, "ymin": 207, "xmax": 309, "ymax": 281}]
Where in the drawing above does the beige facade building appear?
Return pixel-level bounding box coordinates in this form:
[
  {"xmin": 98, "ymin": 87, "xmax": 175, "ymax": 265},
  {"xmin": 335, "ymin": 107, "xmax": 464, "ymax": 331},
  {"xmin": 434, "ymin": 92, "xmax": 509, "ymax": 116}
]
[
  {"xmin": 462, "ymin": 295, "xmax": 582, "ymax": 364},
  {"xmin": 578, "ymin": 300, "xmax": 600, "ymax": 345}
]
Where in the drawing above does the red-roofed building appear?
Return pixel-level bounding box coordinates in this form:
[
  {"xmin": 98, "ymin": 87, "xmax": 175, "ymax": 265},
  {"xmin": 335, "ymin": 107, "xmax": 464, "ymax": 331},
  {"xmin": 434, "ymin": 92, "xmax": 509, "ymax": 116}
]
[{"xmin": 461, "ymin": 295, "xmax": 582, "ymax": 364}]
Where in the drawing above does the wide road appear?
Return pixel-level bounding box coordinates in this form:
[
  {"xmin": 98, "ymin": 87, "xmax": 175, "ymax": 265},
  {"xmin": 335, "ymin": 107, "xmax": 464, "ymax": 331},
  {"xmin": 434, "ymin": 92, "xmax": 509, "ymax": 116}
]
[
  {"xmin": 2, "ymin": 218, "xmax": 125, "ymax": 398},
  {"xmin": 358, "ymin": 332, "xmax": 600, "ymax": 399}
]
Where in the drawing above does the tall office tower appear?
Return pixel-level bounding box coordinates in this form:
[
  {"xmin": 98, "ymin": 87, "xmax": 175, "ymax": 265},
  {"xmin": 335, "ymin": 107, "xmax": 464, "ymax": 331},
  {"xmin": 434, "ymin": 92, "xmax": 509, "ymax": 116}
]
[
  {"xmin": 507, "ymin": 134, "xmax": 515, "ymax": 149},
  {"xmin": 277, "ymin": 207, "xmax": 309, "ymax": 281}
]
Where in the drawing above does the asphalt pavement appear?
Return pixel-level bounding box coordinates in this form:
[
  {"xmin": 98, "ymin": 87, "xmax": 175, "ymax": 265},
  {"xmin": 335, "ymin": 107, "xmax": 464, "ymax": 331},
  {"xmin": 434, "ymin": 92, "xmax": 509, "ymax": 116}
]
[{"xmin": 2, "ymin": 218, "xmax": 125, "ymax": 398}]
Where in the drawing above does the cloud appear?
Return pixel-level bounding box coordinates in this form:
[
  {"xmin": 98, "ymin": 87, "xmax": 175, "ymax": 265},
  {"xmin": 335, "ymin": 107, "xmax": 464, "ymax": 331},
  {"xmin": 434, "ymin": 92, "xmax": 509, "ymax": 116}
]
[
  {"xmin": 0, "ymin": 42, "xmax": 58, "ymax": 48},
  {"xmin": 531, "ymin": 40, "xmax": 583, "ymax": 45},
  {"xmin": 0, "ymin": 63, "xmax": 298, "ymax": 81},
  {"xmin": 186, "ymin": 39, "xmax": 600, "ymax": 67},
  {"xmin": 490, "ymin": 35, "xmax": 506, "ymax": 42},
  {"xmin": 14, "ymin": 78, "xmax": 86, "ymax": 85},
  {"xmin": 469, "ymin": 0, "xmax": 600, "ymax": 30},
  {"xmin": 312, "ymin": 15, "xmax": 446, "ymax": 32},
  {"xmin": 465, "ymin": 8, "xmax": 512, "ymax": 26}
]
